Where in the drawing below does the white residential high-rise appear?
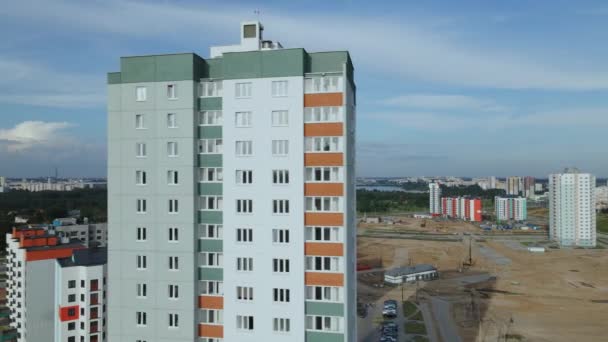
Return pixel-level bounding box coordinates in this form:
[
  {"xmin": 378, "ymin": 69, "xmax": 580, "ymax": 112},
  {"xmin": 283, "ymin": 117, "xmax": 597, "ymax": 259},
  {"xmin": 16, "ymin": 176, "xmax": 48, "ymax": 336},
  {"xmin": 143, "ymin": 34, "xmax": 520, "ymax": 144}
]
[
  {"xmin": 489, "ymin": 176, "xmax": 497, "ymax": 189},
  {"xmin": 549, "ymin": 168, "xmax": 596, "ymax": 247},
  {"xmin": 495, "ymin": 196, "xmax": 527, "ymax": 221},
  {"xmin": 429, "ymin": 183, "xmax": 441, "ymax": 214},
  {"xmin": 107, "ymin": 21, "xmax": 356, "ymax": 342}
]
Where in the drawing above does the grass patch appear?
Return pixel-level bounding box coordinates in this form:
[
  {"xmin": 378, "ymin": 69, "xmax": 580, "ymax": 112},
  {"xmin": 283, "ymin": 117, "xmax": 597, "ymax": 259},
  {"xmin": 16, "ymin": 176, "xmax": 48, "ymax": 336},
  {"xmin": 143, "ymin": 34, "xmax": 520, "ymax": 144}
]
[
  {"xmin": 505, "ymin": 333, "xmax": 525, "ymax": 341},
  {"xmin": 409, "ymin": 311, "xmax": 424, "ymax": 321},
  {"xmin": 412, "ymin": 336, "xmax": 430, "ymax": 342},
  {"xmin": 405, "ymin": 321, "xmax": 427, "ymax": 334},
  {"xmin": 520, "ymin": 241, "xmax": 536, "ymax": 246},
  {"xmin": 403, "ymin": 301, "xmax": 418, "ymax": 317},
  {"xmin": 598, "ymin": 213, "xmax": 608, "ymax": 234}
]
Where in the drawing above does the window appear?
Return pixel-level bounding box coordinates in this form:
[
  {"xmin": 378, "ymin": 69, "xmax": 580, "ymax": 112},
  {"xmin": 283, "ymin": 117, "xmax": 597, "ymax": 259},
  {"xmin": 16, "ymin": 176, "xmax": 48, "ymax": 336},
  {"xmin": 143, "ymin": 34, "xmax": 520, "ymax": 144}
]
[
  {"xmin": 201, "ymin": 252, "xmax": 223, "ymax": 267},
  {"xmin": 199, "ymin": 167, "xmax": 223, "ymax": 182},
  {"xmin": 272, "ymin": 229, "xmax": 290, "ymax": 244},
  {"xmin": 305, "ymin": 256, "xmax": 342, "ymax": 272},
  {"xmin": 68, "ymin": 294, "xmax": 76, "ymax": 303},
  {"xmin": 68, "ymin": 336, "xmax": 75, "ymax": 342},
  {"xmin": 305, "ymin": 167, "xmax": 342, "ymax": 182},
  {"xmin": 169, "ymin": 256, "xmax": 179, "ymax": 270},
  {"xmin": 304, "ymin": 76, "xmax": 343, "ymax": 93},
  {"xmin": 236, "ymin": 170, "xmax": 253, "ymax": 184},
  {"xmin": 235, "ymin": 82, "xmax": 252, "ymax": 98},
  {"xmin": 167, "ymin": 170, "xmax": 179, "ymax": 185},
  {"xmin": 201, "ymin": 281, "xmax": 223, "ymax": 295},
  {"xmin": 136, "ymin": 311, "xmax": 147, "ymax": 326},
  {"xmin": 243, "ymin": 24, "xmax": 257, "ymax": 38},
  {"xmin": 169, "ymin": 313, "xmax": 179, "ymax": 328},
  {"xmin": 136, "ymin": 199, "xmax": 147, "ymax": 213},
  {"xmin": 168, "ymin": 285, "xmax": 179, "ymax": 299},
  {"xmin": 168, "ymin": 227, "xmax": 179, "ymax": 242},
  {"xmin": 236, "ymin": 257, "xmax": 253, "ymax": 271},
  {"xmin": 136, "ymin": 255, "xmax": 147, "ymax": 270},
  {"xmin": 272, "ymin": 200, "xmax": 290, "ymax": 214},
  {"xmin": 272, "ymin": 140, "xmax": 289, "ymax": 156},
  {"xmin": 304, "ymin": 107, "xmax": 343, "ymax": 123},
  {"xmin": 136, "ymin": 143, "xmax": 147, "ymax": 157},
  {"xmin": 136, "ymin": 86, "xmax": 147, "ymax": 101},
  {"xmin": 306, "ymin": 286, "xmax": 343, "ymax": 302},
  {"xmin": 136, "ymin": 283, "xmax": 147, "ymax": 298},
  {"xmin": 169, "ymin": 199, "xmax": 179, "ymax": 213},
  {"xmin": 272, "ymin": 259, "xmax": 290, "ymax": 273},
  {"xmin": 167, "ymin": 142, "xmax": 178, "ymax": 157},
  {"xmin": 271, "ymin": 81, "xmax": 288, "ymax": 97},
  {"xmin": 235, "ymin": 140, "xmax": 253, "ymax": 156},
  {"xmin": 167, "ymin": 113, "xmax": 177, "ymax": 128},
  {"xmin": 236, "ymin": 199, "xmax": 253, "ymax": 214},
  {"xmin": 200, "ymin": 224, "xmax": 223, "ymax": 239},
  {"xmin": 136, "ymin": 170, "xmax": 147, "ymax": 185},
  {"xmin": 237, "ymin": 315, "xmax": 254, "ymax": 331},
  {"xmin": 235, "ymin": 111, "xmax": 252, "ymax": 127},
  {"xmin": 135, "ymin": 114, "xmax": 145, "ymax": 129},
  {"xmin": 167, "ymin": 84, "xmax": 177, "ymax": 99},
  {"xmin": 200, "ymin": 81, "xmax": 223, "ymax": 97},
  {"xmin": 271, "ymin": 110, "xmax": 289, "ymax": 126},
  {"xmin": 273, "ymin": 318, "xmax": 291, "ymax": 332},
  {"xmin": 68, "ymin": 280, "xmax": 76, "ymax": 288},
  {"xmin": 273, "ymin": 288, "xmax": 290, "ymax": 303},
  {"xmin": 272, "ymin": 170, "xmax": 289, "ymax": 184},
  {"xmin": 200, "ymin": 196, "xmax": 223, "ymax": 210},
  {"xmin": 306, "ymin": 315, "xmax": 343, "ymax": 332},
  {"xmin": 68, "ymin": 322, "xmax": 76, "ymax": 331},
  {"xmin": 236, "ymin": 228, "xmax": 253, "ymax": 243},
  {"xmin": 136, "ymin": 227, "xmax": 147, "ymax": 241},
  {"xmin": 200, "ymin": 110, "xmax": 223, "ymax": 125},
  {"xmin": 305, "ymin": 226, "xmax": 341, "ymax": 242},
  {"xmin": 305, "ymin": 137, "xmax": 342, "ymax": 152},
  {"xmin": 201, "ymin": 309, "xmax": 223, "ymax": 324},
  {"xmin": 236, "ymin": 286, "xmax": 254, "ymax": 301},
  {"xmin": 199, "ymin": 139, "xmax": 223, "ymax": 154},
  {"xmin": 305, "ymin": 197, "xmax": 342, "ymax": 212}
]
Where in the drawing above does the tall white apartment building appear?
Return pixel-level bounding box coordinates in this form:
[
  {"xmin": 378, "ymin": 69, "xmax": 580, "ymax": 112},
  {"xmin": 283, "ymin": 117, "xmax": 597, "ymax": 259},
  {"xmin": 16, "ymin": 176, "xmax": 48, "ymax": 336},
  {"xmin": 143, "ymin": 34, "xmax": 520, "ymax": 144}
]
[
  {"xmin": 107, "ymin": 21, "xmax": 356, "ymax": 342},
  {"xmin": 5, "ymin": 226, "xmax": 107, "ymax": 342},
  {"xmin": 429, "ymin": 182, "xmax": 441, "ymax": 215},
  {"xmin": 495, "ymin": 196, "xmax": 527, "ymax": 221},
  {"xmin": 507, "ymin": 176, "xmax": 521, "ymax": 196},
  {"xmin": 549, "ymin": 168, "xmax": 596, "ymax": 247}
]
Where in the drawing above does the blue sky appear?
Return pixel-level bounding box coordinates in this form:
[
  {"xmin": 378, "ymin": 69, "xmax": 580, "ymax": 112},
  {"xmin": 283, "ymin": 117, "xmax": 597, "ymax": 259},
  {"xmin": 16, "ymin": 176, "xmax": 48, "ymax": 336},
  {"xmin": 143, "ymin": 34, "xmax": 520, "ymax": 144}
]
[{"xmin": 1, "ymin": 0, "xmax": 607, "ymax": 178}]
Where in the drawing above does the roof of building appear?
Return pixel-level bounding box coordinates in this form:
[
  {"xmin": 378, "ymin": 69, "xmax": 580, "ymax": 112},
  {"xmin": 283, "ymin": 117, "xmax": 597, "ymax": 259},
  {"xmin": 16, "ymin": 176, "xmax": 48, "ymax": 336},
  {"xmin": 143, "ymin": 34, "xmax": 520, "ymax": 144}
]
[
  {"xmin": 58, "ymin": 247, "xmax": 107, "ymax": 267},
  {"xmin": 385, "ymin": 264, "xmax": 437, "ymax": 277},
  {"xmin": 23, "ymin": 239, "xmax": 85, "ymax": 251}
]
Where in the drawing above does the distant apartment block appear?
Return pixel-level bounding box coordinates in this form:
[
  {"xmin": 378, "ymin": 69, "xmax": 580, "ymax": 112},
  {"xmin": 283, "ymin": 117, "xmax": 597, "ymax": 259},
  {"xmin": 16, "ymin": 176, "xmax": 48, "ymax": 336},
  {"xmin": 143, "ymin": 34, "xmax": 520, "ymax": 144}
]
[
  {"xmin": 6, "ymin": 178, "xmax": 106, "ymax": 192},
  {"xmin": 507, "ymin": 176, "xmax": 521, "ymax": 196},
  {"xmin": 429, "ymin": 183, "xmax": 441, "ymax": 215},
  {"xmin": 523, "ymin": 176, "xmax": 535, "ymax": 198},
  {"xmin": 107, "ymin": 21, "xmax": 356, "ymax": 342},
  {"xmin": 0, "ymin": 176, "xmax": 6, "ymax": 193},
  {"xmin": 549, "ymin": 168, "xmax": 596, "ymax": 247},
  {"xmin": 5, "ymin": 226, "xmax": 107, "ymax": 342},
  {"xmin": 441, "ymin": 197, "xmax": 482, "ymax": 222},
  {"xmin": 495, "ymin": 196, "xmax": 527, "ymax": 221}
]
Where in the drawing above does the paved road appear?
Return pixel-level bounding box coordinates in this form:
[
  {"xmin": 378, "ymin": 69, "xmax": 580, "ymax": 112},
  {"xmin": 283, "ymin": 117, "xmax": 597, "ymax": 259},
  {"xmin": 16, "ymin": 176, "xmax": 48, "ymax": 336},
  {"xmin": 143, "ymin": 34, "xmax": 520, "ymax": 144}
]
[
  {"xmin": 431, "ymin": 297, "xmax": 462, "ymax": 342},
  {"xmin": 419, "ymin": 302, "xmax": 440, "ymax": 342}
]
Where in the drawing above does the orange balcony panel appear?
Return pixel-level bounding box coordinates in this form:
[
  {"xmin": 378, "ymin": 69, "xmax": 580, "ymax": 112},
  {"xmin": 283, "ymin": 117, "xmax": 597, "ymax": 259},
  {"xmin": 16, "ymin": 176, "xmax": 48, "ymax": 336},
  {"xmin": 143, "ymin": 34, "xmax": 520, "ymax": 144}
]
[
  {"xmin": 305, "ymin": 272, "xmax": 344, "ymax": 287},
  {"xmin": 199, "ymin": 324, "xmax": 223, "ymax": 338},
  {"xmin": 305, "ymin": 242, "xmax": 344, "ymax": 256},
  {"xmin": 304, "ymin": 93, "xmax": 343, "ymax": 107},
  {"xmin": 305, "ymin": 153, "xmax": 343, "ymax": 166},
  {"xmin": 198, "ymin": 295, "xmax": 223, "ymax": 309},
  {"xmin": 304, "ymin": 123, "xmax": 343, "ymax": 137},
  {"xmin": 305, "ymin": 183, "xmax": 343, "ymax": 196},
  {"xmin": 305, "ymin": 213, "xmax": 344, "ymax": 226}
]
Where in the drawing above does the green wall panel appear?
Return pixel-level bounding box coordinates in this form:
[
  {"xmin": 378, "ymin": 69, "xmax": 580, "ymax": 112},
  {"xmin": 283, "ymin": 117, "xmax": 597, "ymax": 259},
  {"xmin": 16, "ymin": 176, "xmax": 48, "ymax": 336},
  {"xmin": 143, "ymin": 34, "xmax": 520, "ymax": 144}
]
[
  {"xmin": 305, "ymin": 302, "xmax": 345, "ymax": 316},
  {"xmin": 307, "ymin": 52, "xmax": 349, "ymax": 74},
  {"xmin": 199, "ymin": 267, "xmax": 223, "ymax": 281},
  {"xmin": 199, "ymin": 183, "xmax": 222, "ymax": 195},
  {"xmin": 223, "ymin": 51, "xmax": 263, "ymax": 79},
  {"xmin": 199, "ymin": 154, "xmax": 222, "ymax": 167},
  {"xmin": 199, "ymin": 97, "xmax": 222, "ymax": 110},
  {"xmin": 119, "ymin": 53, "xmax": 198, "ymax": 83},
  {"xmin": 199, "ymin": 239, "xmax": 223, "ymax": 252},
  {"xmin": 261, "ymin": 49, "xmax": 306, "ymax": 78},
  {"xmin": 198, "ymin": 210, "xmax": 222, "ymax": 224},
  {"xmin": 155, "ymin": 54, "xmax": 196, "ymax": 82},
  {"xmin": 305, "ymin": 332, "xmax": 345, "ymax": 342},
  {"xmin": 120, "ymin": 56, "xmax": 156, "ymax": 83},
  {"xmin": 107, "ymin": 72, "xmax": 121, "ymax": 84},
  {"xmin": 199, "ymin": 126, "xmax": 222, "ymax": 139}
]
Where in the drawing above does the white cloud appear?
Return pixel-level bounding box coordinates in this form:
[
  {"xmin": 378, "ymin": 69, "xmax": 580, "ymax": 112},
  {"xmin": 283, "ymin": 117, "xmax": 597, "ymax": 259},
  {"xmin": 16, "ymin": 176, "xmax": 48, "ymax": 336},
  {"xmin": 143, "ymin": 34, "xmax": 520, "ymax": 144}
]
[
  {"xmin": 382, "ymin": 94, "xmax": 506, "ymax": 112},
  {"xmin": 3, "ymin": 0, "xmax": 608, "ymax": 90},
  {"xmin": 0, "ymin": 121, "xmax": 73, "ymax": 152}
]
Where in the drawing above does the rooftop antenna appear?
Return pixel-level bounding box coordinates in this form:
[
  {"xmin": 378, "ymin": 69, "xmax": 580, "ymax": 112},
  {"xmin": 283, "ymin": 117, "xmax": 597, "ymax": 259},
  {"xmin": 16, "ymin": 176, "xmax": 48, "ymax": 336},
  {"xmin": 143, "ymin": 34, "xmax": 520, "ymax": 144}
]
[{"xmin": 254, "ymin": 9, "xmax": 260, "ymax": 21}]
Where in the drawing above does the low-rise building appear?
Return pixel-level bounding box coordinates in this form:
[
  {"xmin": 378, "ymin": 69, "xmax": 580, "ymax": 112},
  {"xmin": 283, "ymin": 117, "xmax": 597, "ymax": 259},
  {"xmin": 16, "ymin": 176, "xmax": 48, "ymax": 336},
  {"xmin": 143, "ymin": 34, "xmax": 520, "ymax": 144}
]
[{"xmin": 384, "ymin": 264, "xmax": 438, "ymax": 284}]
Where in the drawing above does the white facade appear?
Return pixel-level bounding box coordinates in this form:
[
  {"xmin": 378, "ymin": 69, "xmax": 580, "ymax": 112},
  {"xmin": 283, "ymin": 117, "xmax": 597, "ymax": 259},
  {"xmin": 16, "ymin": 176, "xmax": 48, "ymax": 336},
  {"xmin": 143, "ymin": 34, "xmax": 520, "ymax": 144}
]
[
  {"xmin": 549, "ymin": 169, "xmax": 596, "ymax": 247},
  {"xmin": 429, "ymin": 183, "xmax": 441, "ymax": 214},
  {"xmin": 495, "ymin": 196, "xmax": 527, "ymax": 221}
]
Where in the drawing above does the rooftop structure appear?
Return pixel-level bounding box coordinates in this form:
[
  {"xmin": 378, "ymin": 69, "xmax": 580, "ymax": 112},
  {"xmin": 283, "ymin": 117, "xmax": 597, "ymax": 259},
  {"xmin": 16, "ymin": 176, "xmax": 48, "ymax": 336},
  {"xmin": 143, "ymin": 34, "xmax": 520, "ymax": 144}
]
[{"xmin": 384, "ymin": 264, "xmax": 438, "ymax": 284}]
